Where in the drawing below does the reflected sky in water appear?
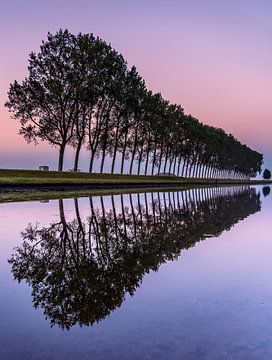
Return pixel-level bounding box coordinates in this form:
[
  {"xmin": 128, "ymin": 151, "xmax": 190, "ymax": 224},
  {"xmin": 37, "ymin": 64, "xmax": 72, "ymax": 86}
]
[{"xmin": 0, "ymin": 186, "xmax": 272, "ymax": 359}]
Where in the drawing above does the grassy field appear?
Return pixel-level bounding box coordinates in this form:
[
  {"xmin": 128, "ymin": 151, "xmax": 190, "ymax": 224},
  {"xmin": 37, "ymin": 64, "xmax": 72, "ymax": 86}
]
[
  {"xmin": 0, "ymin": 168, "xmax": 190, "ymax": 185},
  {"xmin": 0, "ymin": 168, "xmax": 270, "ymax": 186}
]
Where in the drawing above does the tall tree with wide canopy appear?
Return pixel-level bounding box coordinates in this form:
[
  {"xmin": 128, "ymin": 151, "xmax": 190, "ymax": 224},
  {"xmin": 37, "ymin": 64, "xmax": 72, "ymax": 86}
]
[{"xmin": 5, "ymin": 29, "xmax": 85, "ymax": 171}]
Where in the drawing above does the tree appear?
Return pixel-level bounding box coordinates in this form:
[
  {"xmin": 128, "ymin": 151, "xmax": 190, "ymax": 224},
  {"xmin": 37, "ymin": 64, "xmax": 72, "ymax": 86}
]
[
  {"xmin": 263, "ymin": 168, "xmax": 271, "ymax": 180},
  {"xmin": 5, "ymin": 29, "xmax": 86, "ymax": 171}
]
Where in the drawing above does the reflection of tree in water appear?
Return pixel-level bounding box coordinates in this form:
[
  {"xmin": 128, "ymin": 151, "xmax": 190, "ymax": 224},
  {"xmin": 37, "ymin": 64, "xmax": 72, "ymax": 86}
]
[
  {"xmin": 9, "ymin": 186, "xmax": 261, "ymax": 330},
  {"xmin": 262, "ymin": 186, "xmax": 271, "ymax": 197}
]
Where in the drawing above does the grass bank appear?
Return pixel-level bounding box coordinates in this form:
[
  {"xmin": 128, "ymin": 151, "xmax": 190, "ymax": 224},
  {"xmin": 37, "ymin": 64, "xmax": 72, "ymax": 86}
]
[
  {"xmin": 0, "ymin": 169, "xmax": 271, "ymax": 187},
  {"xmin": 0, "ymin": 169, "xmax": 270, "ymax": 203}
]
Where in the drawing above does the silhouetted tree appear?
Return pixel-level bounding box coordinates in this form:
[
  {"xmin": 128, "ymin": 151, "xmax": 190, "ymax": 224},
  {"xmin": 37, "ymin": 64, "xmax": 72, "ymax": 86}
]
[
  {"xmin": 263, "ymin": 168, "xmax": 271, "ymax": 180},
  {"xmin": 5, "ymin": 30, "xmax": 83, "ymax": 171}
]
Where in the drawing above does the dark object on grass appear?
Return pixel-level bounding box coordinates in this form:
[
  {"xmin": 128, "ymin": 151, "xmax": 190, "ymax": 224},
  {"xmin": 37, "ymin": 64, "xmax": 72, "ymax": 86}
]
[{"xmin": 38, "ymin": 166, "xmax": 49, "ymax": 171}]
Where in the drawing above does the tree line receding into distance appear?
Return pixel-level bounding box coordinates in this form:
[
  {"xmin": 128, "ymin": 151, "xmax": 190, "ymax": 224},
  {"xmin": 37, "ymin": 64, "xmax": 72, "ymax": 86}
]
[{"xmin": 5, "ymin": 29, "xmax": 263, "ymax": 178}]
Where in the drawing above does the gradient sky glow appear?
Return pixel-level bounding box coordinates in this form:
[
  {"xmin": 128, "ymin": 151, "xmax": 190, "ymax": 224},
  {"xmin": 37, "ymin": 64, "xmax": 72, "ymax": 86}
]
[{"xmin": 1, "ymin": 0, "xmax": 272, "ymax": 171}]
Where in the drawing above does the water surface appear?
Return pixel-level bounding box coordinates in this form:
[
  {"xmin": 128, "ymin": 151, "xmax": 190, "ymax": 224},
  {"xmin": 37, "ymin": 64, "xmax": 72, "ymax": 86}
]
[{"xmin": 0, "ymin": 186, "xmax": 271, "ymax": 359}]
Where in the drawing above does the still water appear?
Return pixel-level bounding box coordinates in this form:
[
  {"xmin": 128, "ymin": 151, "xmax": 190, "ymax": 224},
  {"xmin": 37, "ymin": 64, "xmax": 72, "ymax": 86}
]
[{"xmin": 0, "ymin": 186, "xmax": 271, "ymax": 359}]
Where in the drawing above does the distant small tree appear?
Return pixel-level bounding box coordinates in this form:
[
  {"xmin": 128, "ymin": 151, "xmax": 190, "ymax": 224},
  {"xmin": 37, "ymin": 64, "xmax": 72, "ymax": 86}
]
[{"xmin": 263, "ymin": 168, "xmax": 271, "ymax": 180}]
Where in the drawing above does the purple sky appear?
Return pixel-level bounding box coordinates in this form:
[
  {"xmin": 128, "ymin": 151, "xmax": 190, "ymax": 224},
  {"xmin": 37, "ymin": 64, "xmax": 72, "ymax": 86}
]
[{"xmin": 1, "ymin": 0, "xmax": 272, "ymax": 172}]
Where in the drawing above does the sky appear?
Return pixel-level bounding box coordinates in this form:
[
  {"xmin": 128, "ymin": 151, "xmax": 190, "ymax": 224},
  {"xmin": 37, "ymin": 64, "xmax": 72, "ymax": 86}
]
[{"xmin": 0, "ymin": 0, "xmax": 272, "ymax": 172}]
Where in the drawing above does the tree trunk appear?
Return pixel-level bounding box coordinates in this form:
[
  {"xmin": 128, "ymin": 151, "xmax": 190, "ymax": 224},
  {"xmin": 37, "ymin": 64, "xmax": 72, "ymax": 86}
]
[
  {"xmin": 188, "ymin": 161, "xmax": 194, "ymax": 177},
  {"xmin": 200, "ymin": 163, "xmax": 204, "ymax": 178},
  {"xmin": 58, "ymin": 143, "xmax": 66, "ymax": 171},
  {"xmin": 89, "ymin": 150, "xmax": 96, "ymax": 173},
  {"xmin": 111, "ymin": 148, "xmax": 118, "ymax": 174},
  {"xmin": 173, "ymin": 156, "xmax": 177, "ymax": 175},
  {"xmin": 151, "ymin": 134, "xmax": 158, "ymax": 176},
  {"xmin": 120, "ymin": 126, "xmax": 128, "ymax": 174},
  {"xmin": 157, "ymin": 144, "xmax": 164, "ymax": 174},
  {"xmin": 111, "ymin": 116, "xmax": 121, "ymax": 174},
  {"xmin": 129, "ymin": 126, "xmax": 138, "ymax": 175},
  {"xmin": 204, "ymin": 164, "xmax": 209, "ymax": 178},
  {"xmin": 169, "ymin": 156, "xmax": 174, "ymax": 174},
  {"xmin": 163, "ymin": 147, "xmax": 169, "ymax": 174},
  {"xmin": 209, "ymin": 165, "xmax": 213, "ymax": 178},
  {"xmin": 192, "ymin": 160, "xmax": 197, "ymax": 178},
  {"xmin": 181, "ymin": 157, "xmax": 187, "ymax": 177},
  {"xmin": 185, "ymin": 158, "xmax": 191, "ymax": 177},
  {"xmin": 177, "ymin": 155, "xmax": 182, "ymax": 176},
  {"xmin": 99, "ymin": 104, "xmax": 112, "ymax": 174},
  {"xmin": 212, "ymin": 167, "xmax": 216, "ymax": 179},
  {"xmin": 144, "ymin": 133, "xmax": 151, "ymax": 176},
  {"xmin": 100, "ymin": 149, "xmax": 105, "ymax": 173},
  {"xmin": 100, "ymin": 128, "xmax": 108, "ymax": 174},
  {"xmin": 137, "ymin": 142, "xmax": 144, "ymax": 175},
  {"xmin": 198, "ymin": 163, "xmax": 203, "ymax": 178},
  {"xmin": 185, "ymin": 160, "xmax": 189, "ymax": 177},
  {"xmin": 73, "ymin": 140, "xmax": 83, "ymax": 172},
  {"xmin": 194, "ymin": 162, "xmax": 199, "ymax": 178}
]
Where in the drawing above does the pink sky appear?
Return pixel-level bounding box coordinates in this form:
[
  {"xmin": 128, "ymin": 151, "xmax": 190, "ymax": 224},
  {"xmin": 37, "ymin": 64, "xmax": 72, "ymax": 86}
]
[{"xmin": 1, "ymin": 0, "xmax": 272, "ymax": 171}]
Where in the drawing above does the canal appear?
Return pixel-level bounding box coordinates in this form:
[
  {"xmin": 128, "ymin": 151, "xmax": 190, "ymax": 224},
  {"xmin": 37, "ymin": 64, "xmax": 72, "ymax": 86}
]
[{"xmin": 0, "ymin": 186, "xmax": 271, "ymax": 359}]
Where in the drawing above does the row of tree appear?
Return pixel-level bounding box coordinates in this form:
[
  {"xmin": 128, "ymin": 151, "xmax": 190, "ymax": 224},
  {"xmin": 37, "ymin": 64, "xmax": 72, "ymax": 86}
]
[
  {"xmin": 5, "ymin": 29, "xmax": 263, "ymax": 177},
  {"xmin": 9, "ymin": 187, "xmax": 261, "ymax": 328}
]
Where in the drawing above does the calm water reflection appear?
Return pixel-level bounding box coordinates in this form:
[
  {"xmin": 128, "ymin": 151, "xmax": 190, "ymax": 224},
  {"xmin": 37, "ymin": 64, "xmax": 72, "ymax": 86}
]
[{"xmin": 1, "ymin": 186, "xmax": 271, "ymax": 359}]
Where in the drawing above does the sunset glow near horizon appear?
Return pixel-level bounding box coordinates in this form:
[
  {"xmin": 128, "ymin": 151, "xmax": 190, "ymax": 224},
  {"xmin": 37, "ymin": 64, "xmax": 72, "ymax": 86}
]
[{"xmin": 1, "ymin": 0, "xmax": 272, "ymax": 171}]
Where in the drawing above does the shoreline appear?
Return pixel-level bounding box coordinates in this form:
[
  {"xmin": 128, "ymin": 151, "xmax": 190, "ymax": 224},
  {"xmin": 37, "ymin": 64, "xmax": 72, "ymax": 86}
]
[
  {"xmin": 0, "ymin": 169, "xmax": 270, "ymax": 203},
  {"xmin": 1, "ymin": 178, "xmax": 271, "ymax": 191},
  {"xmin": 0, "ymin": 182, "xmax": 268, "ymax": 204}
]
